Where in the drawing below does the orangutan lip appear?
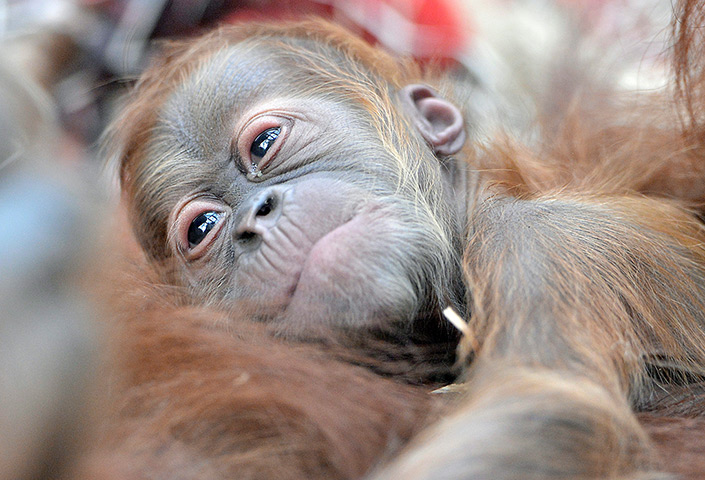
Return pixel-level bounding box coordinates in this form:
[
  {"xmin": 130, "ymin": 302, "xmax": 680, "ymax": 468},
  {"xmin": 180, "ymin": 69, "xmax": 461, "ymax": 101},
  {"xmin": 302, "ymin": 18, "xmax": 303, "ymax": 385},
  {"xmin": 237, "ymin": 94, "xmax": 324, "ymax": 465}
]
[
  {"xmin": 283, "ymin": 203, "xmax": 382, "ymax": 307},
  {"xmin": 283, "ymin": 211, "xmax": 359, "ymax": 304}
]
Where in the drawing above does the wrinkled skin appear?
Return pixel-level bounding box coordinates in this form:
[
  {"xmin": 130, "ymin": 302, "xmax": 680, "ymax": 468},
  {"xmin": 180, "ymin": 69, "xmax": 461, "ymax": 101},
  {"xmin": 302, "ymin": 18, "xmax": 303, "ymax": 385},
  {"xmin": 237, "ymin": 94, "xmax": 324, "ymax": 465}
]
[
  {"xmin": 126, "ymin": 39, "xmax": 465, "ymax": 335},
  {"xmin": 111, "ymin": 11, "xmax": 705, "ymax": 479}
]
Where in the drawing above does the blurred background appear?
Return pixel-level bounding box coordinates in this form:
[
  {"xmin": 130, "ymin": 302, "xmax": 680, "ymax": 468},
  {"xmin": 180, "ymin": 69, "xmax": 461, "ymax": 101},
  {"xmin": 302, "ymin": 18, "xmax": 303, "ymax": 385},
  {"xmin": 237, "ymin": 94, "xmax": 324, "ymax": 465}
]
[
  {"xmin": 0, "ymin": 0, "xmax": 673, "ymax": 478},
  {"xmin": 0, "ymin": 0, "xmax": 674, "ymax": 155}
]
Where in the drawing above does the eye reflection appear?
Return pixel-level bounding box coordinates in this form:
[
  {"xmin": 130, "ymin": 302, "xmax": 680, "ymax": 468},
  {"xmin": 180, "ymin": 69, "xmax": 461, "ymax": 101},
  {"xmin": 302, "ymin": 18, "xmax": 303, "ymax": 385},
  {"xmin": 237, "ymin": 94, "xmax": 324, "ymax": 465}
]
[
  {"xmin": 188, "ymin": 211, "xmax": 222, "ymax": 247},
  {"xmin": 250, "ymin": 127, "xmax": 281, "ymax": 164}
]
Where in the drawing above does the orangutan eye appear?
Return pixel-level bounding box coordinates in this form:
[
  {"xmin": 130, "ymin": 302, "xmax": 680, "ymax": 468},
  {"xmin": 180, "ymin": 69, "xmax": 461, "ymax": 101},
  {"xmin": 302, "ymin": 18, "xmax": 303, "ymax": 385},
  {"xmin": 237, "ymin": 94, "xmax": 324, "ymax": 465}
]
[
  {"xmin": 188, "ymin": 211, "xmax": 222, "ymax": 247},
  {"xmin": 250, "ymin": 127, "xmax": 281, "ymax": 165},
  {"xmin": 236, "ymin": 116, "xmax": 291, "ymax": 178}
]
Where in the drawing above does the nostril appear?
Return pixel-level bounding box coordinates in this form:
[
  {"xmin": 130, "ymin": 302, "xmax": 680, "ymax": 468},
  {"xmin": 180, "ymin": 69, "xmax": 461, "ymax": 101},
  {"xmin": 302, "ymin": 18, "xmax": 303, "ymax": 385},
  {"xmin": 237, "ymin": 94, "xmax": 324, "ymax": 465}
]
[
  {"xmin": 238, "ymin": 230, "xmax": 257, "ymax": 242},
  {"xmin": 256, "ymin": 196, "xmax": 276, "ymax": 217},
  {"xmin": 236, "ymin": 228, "xmax": 262, "ymax": 251},
  {"xmin": 235, "ymin": 190, "xmax": 283, "ymax": 246}
]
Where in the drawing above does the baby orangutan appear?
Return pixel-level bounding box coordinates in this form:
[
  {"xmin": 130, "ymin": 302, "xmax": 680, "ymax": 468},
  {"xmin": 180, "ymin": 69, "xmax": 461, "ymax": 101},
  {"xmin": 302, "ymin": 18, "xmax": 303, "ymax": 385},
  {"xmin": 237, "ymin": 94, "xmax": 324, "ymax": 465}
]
[{"xmin": 96, "ymin": 1, "xmax": 705, "ymax": 479}]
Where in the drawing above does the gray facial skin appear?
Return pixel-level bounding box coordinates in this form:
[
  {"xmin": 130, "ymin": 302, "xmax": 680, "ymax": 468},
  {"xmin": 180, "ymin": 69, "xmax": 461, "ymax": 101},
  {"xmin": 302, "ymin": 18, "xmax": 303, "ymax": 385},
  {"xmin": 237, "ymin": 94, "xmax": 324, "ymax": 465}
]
[{"xmin": 130, "ymin": 41, "xmax": 466, "ymax": 336}]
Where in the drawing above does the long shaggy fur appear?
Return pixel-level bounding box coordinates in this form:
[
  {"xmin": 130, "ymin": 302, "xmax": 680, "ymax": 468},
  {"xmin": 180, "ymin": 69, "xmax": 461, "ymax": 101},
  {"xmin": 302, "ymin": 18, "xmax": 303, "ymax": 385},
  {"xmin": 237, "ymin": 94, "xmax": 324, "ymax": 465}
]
[{"xmin": 91, "ymin": 1, "xmax": 705, "ymax": 479}]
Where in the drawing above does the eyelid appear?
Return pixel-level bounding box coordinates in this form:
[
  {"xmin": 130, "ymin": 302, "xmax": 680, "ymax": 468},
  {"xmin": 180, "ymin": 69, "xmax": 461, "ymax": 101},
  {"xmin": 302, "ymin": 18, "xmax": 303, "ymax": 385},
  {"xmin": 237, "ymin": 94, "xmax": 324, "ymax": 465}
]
[
  {"xmin": 236, "ymin": 114, "xmax": 292, "ymax": 178},
  {"xmin": 169, "ymin": 198, "xmax": 228, "ymax": 261}
]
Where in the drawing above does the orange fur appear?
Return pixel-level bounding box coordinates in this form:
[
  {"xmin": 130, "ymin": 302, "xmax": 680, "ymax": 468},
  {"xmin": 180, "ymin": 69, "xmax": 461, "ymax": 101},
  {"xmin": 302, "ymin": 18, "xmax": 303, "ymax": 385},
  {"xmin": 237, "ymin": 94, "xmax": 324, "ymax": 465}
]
[{"xmin": 94, "ymin": 1, "xmax": 705, "ymax": 479}]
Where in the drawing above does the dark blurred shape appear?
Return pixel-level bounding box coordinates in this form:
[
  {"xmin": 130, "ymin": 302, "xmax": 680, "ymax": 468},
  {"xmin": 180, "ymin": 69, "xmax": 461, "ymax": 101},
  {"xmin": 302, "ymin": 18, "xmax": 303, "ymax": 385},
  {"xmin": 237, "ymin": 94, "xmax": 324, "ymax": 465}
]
[
  {"xmin": 0, "ymin": 1, "xmax": 469, "ymax": 146},
  {"xmin": 0, "ymin": 30, "xmax": 99, "ymax": 480}
]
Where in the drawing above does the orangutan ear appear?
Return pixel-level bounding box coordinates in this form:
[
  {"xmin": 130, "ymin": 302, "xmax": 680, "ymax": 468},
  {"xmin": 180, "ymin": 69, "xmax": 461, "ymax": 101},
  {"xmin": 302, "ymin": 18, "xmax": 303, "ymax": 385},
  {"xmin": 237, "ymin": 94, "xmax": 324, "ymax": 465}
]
[{"xmin": 399, "ymin": 84, "xmax": 466, "ymax": 156}]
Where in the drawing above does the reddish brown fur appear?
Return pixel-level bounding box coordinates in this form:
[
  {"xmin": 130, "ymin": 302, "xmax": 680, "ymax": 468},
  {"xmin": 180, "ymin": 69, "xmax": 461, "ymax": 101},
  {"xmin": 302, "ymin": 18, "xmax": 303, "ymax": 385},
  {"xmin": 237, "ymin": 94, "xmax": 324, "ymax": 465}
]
[
  {"xmin": 464, "ymin": 1, "xmax": 705, "ymax": 207},
  {"xmin": 92, "ymin": 1, "xmax": 705, "ymax": 479},
  {"xmin": 639, "ymin": 415, "xmax": 705, "ymax": 480},
  {"xmin": 79, "ymin": 263, "xmax": 435, "ymax": 480}
]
